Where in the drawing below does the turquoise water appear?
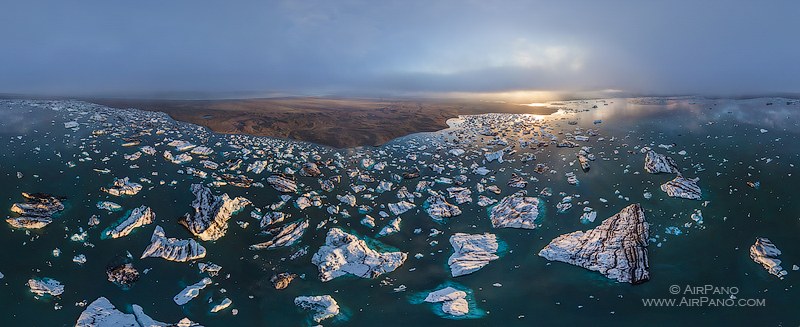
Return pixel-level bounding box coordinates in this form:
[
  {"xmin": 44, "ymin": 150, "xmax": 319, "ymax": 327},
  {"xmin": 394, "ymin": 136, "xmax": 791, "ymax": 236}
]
[{"xmin": 0, "ymin": 98, "xmax": 798, "ymax": 326}]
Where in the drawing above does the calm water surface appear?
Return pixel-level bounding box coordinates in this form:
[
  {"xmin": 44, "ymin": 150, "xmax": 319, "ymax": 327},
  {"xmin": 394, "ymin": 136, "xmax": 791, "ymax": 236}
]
[{"xmin": 0, "ymin": 98, "xmax": 797, "ymax": 326}]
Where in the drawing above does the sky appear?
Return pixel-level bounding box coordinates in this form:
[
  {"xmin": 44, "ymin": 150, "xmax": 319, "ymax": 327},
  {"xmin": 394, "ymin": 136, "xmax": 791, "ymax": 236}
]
[{"xmin": 1, "ymin": 0, "xmax": 799, "ymax": 100}]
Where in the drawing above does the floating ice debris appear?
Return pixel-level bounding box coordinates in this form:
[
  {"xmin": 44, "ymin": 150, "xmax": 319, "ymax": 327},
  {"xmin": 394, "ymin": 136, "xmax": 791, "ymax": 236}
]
[
  {"xmin": 266, "ymin": 174, "xmax": 297, "ymax": 193},
  {"xmin": 377, "ymin": 218, "xmax": 402, "ymax": 237},
  {"xmin": 28, "ymin": 278, "xmax": 65, "ymax": 297},
  {"xmin": 300, "ymin": 162, "xmax": 322, "ymax": 177},
  {"xmin": 485, "ymin": 150, "xmax": 504, "ymax": 163},
  {"xmin": 473, "ymin": 166, "xmax": 491, "ymax": 176},
  {"xmin": 186, "ymin": 167, "xmax": 208, "ymax": 179},
  {"xmin": 577, "ymin": 154, "xmax": 590, "ymax": 171},
  {"xmin": 76, "ymin": 297, "xmax": 202, "ymax": 327},
  {"xmin": 750, "ymin": 238, "xmax": 788, "ymax": 279},
  {"xmin": 271, "ymin": 272, "xmax": 297, "ymax": 290},
  {"xmin": 210, "ymin": 298, "xmax": 232, "ymax": 313},
  {"xmin": 179, "ymin": 184, "xmax": 251, "ymax": 241},
  {"xmin": 200, "ymin": 160, "xmax": 219, "ymax": 170},
  {"xmin": 660, "ymin": 176, "xmax": 702, "ymax": 200},
  {"xmin": 199, "ymin": 262, "xmax": 223, "ymax": 277},
  {"xmin": 388, "ymin": 201, "xmax": 416, "ymax": 215},
  {"xmin": 140, "ymin": 145, "xmax": 156, "ymax": 155},
  {"xmin": 174, "ymin": 278, "xmax": 213, "ymax": 305},
  {"xmin": 96, "ymin": 201, "xmax": 122, "ymax": 212},
  {"xmin": 489, "ymin": 191, "xmax": 541, "ymax": 229},
  {"xmin": 665, "ymin": 226, "xmax": 682, "ymax": 235},
  {"xmin": 191, "ymin": 146, "xmax": 214, "ymax": 156},
  {"xmin": 123, "ymin": 152, "xmax": 141, "ymax": 161},
  {"xmin": 565, "ymin": 172, "xmax": 579, "ymax": 185},
  {"xmin": 101, "ymin": 177, "xmax": 143, "ymax": 196},
  {"xmin": 312, "ymin": 228, "xmax": 407, "ymax": 281},
  {"xmin": 376, "ymin": 181, "xmax": 394, "ymax": 193},
  {"xmin": 447, "ymin": 187, "xmax": 472, "ymax": 204},
  {"xmin": 257, "ymin": 211, "xmax": 289, "ymax": 228},
  {"xmin": 168, "ymin": 140, "xmax": 196, "ymax": 152},
  {"xmin": 64, "ymin": 121, "xmax": 79, "ymax": 129},
  {"xmin": 296, "ymin": 197, "xmax": 311, "ymax": 210},
  {"xmin": 294, "ymin": 295, "xmax": 340, "ymax": 323},
  {"xmin": 507, "ymin": 173, "xmax": 527, "ymax": 188},
  {"xmin": 448, "ymin": 233, "xmax": 500, "ymax": 277},
  {"xmin": 477, "ymin": 195, "xmax": 497, "ymax": 207},
  {"xmin": 106, "ymin": 262, "xmax": 140, "ymax": 289},
  {"xmin": 73, "ymin": 254, "xmax": 87, "ymax": 264},
  {"xmin": 6, "ymin": 192, "xmax": 64, "ymax": 229},
  {"xmin": 644, "ymin": 150, "xmax": 679, "ymax": 174},
  {"xmin": 141, "ymin": 226, "xmax": 207, "ymax": 262},
  {"xmin": 424, "ymin": 287, "xmax": 469, "ymax": 316},
  {"xmin": 579, "ymin": 211, "xmax": 597, "ymax": 224},
  {"xmin": 403, "ymin": 168, "xmax": 421, "ymax": 179},
  {"xmin": 319, "ymin": 178, "xmax": 336, "ymax": 192},
  {"xmin": 361, "ymin": 158, "xmax": 375, "ymax": 169},
  {"xmin": 245, "ymin": 160, "xmax": 267, "ymax": 175},
  {"xmin": 250, "ymin": 220, "xmax": 309, "ymax": 250},
  {"xmin": 361, "ymin": 215, "xmax": 376, "ymax": 228},
  {"xmin": 449, "ymin": 148, "xmax": 465, "ymax": 156},
  {"xmin": 337, "ymin": 194, "xmax": 356, "ymax": 207},
  {"xmin": 539, "ymin": 204, "xmax": 650, "ymax": 284},
  {"xmin": 690, "ymin": 209, "xmax": 703, "ymax": 224},
  {"xmin": 424, "ymin": 194, "xmax": 462, "ymax": 221},
  {"xmin": 103, "ymin": 206, "xmax": 154, "ymax": 239},
  {"xmin": 396, "ymin": 186, "xmax": 415, "ymax": 202}
]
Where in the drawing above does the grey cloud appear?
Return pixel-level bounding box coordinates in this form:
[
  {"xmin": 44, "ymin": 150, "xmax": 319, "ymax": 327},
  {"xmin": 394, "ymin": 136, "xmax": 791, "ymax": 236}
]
[{"xmin": 0, "ymin": 0, "xmax": 798, "ymax": 98}]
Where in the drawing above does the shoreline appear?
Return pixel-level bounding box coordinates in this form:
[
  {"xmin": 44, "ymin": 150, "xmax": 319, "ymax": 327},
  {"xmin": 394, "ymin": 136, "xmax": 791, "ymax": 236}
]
[{"xmin": 88, "ymin": 97, "xmax": 558, "ymax": 148}]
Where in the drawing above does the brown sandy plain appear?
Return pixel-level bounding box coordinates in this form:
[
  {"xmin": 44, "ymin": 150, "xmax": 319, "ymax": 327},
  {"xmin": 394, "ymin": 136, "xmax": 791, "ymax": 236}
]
[{"xmin": 91, "ymin": 97, "xmax": 557, "ymax": 148}]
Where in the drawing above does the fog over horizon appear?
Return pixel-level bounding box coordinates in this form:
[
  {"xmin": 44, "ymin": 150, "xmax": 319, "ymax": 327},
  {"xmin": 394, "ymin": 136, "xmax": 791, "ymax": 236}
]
[{"xmin": 1, "ymin": 0, "xmax": 799, "ymax": 101}]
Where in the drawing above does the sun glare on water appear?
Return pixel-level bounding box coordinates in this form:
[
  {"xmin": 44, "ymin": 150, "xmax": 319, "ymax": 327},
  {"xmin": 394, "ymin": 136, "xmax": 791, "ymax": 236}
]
[{"xmin": 523, "ymin": 102, "xmax": 550, "ymax": 107}]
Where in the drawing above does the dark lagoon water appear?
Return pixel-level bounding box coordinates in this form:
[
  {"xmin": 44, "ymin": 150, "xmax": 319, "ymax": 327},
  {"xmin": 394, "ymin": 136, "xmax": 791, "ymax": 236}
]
[{"xmin": 0, "ymin": 97, "xmax": 797, "ymax": 326}]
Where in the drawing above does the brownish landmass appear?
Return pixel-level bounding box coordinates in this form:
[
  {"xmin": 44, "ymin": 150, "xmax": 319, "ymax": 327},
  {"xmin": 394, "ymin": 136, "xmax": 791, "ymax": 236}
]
[{"xmin": 90, "ymin": 97, "xmax": 557, "ymax": 148}]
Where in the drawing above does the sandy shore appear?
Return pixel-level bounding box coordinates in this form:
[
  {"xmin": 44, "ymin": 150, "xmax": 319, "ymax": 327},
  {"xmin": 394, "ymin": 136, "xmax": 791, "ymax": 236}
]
[{"xmin": 90, "ymin": 97, "xmax": 557, "ymax": 148}]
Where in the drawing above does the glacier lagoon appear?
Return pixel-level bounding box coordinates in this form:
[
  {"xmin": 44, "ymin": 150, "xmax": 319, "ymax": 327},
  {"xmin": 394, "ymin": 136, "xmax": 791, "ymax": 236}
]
[{"xmin": 0, "ymin": 97, "xmax": 798, "ymax": 326}]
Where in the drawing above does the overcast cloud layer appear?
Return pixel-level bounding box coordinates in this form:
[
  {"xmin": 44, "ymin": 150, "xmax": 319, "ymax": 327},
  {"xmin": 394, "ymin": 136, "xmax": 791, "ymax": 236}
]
[{"xmin": 1, "ymin": 0, "xmax": 799, "ymax": 99}]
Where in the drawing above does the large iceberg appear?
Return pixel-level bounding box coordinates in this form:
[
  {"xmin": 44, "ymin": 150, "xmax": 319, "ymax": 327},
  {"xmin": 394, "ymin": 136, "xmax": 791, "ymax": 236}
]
[
  {"xmin": 76, "ymin": 297, "xmax": 202, "ymax": 327},
  {"xmin": 644, "ymin": 150, "xmax": 679, "ymax": 174},
  {"xmin": 28, "ymin": 277, "xmax": 64, "ymax": 297},
  {"xmin": 424, "ymin": 194, "xmax": 462, "ymax": 221},
  {"xmin": 101, "ymin": 177, "xmax": 143, "ymax": 196},
  {"xmin": 311, "ymin": 228, "xmax": 407, "ymax": 282},
  {"xmin": 424, "ymin": 287, "xmax": 469, "ymax": 316},
  {"xmin": 141, "ymin": 226, "xmax": 207, "ymax": 262},
  {"xmin": 294, "ymin": 295, "xmax": 340, "ymax": 323},
  {"xmin": 538, "ymin": 203, "xmax": 650, "ymax": 284},
  {"xmin": 660, "ymin": 176, "xmax": 702, "ymax": 200},
  {"xmin": 750, "ymin": 238, "xmax": 788, "ymax": 279},
  {"xmin": 489, "ymin": 191, "xmax": 541, "ymax": 229},
  {"xmin": 179, "ymin": 184, "xmax": 251, "ymax": 241},
  {"xmin": 174, "ymin": 278, "xmax": 213, "ymax": 305},
  {"xmin": 249, "ymin": 220, "xmax": 309, "ymax": 250},
  {"xmin": 266, "ymin": 174, "xmax": 298, "ymax": 193},
  {"xmin": 448, "ymin": 233, "xmax": 500, "ymax": 277},
  {"xmin": 6, "ymin": 192, "xmax": 64, "ymax": 229},
  {"xmin": 103, "ymin": 206, "xmax": 154, "ymax": 239}
]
